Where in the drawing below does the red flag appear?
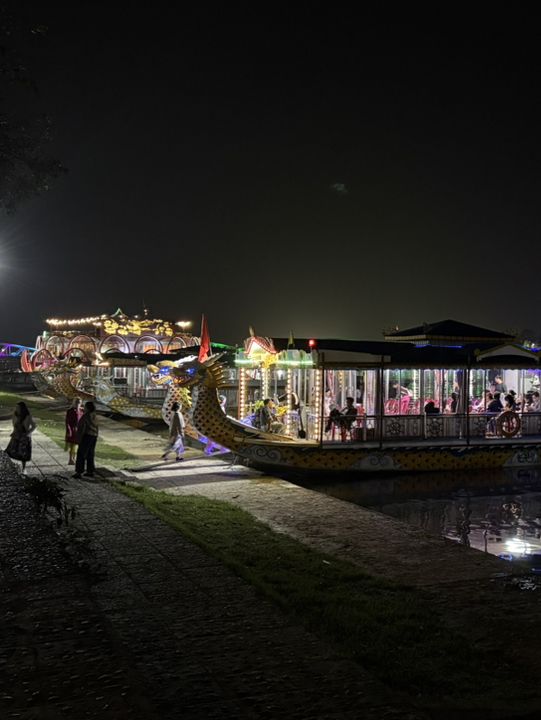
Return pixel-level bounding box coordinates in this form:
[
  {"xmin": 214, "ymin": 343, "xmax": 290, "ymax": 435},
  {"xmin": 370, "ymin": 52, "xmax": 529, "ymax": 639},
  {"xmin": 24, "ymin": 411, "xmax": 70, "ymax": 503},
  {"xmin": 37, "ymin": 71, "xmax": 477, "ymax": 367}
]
[{"xmin": 198, "ymin": 314, "xmax": 211, "ymax": 362}]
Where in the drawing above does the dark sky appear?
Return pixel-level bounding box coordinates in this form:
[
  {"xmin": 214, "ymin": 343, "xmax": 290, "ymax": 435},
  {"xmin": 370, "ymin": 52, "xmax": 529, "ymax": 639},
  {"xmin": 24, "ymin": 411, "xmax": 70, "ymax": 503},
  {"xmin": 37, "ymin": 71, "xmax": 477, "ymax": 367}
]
[{"xmin": 2, "ymin": 7, "xmax": 541, "ymax": 346}]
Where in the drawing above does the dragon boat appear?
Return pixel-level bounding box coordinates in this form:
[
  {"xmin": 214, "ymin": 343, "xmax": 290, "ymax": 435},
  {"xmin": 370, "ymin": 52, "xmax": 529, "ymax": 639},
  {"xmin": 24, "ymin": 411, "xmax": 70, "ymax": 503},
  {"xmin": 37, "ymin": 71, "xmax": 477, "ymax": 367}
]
[
  {"xmin": 174, "ymin": 321, "xmax": 541, "ymax": 474},
  {"xmin": 22, "ymin": 309, "xmax": 234, "ymax": 447}
]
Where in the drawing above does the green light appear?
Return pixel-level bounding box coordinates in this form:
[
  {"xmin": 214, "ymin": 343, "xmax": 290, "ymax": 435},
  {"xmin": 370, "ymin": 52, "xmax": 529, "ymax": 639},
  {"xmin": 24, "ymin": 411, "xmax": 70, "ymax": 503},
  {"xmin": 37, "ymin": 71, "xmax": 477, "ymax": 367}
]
[{"xmin": 234, "ymin": 359, "xmax": 259, "ymax": 367}]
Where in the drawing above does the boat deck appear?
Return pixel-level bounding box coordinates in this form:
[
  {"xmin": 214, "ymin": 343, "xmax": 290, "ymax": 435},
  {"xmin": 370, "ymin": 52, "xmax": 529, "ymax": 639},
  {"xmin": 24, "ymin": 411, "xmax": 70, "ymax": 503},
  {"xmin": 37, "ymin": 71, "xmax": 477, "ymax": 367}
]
[{"xmin": 321, "ymin": 435, "xmax": 541, "ymax": 450}]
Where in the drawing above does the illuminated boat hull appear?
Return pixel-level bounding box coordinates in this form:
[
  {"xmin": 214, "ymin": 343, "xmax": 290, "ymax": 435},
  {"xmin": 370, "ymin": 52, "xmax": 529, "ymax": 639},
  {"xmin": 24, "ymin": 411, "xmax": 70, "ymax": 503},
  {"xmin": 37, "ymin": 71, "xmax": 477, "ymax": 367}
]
[
  {"xmin": 231, "ymin": 439, "xmax": 541, "ymax": 474},
  {"xmin": 180, "ymin": 357, "xmax": 541, "ymax": 474}
]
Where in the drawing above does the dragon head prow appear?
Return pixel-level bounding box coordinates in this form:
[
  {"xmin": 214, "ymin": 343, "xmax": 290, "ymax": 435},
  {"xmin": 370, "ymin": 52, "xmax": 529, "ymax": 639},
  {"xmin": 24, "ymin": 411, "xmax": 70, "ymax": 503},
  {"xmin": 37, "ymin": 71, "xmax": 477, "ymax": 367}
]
[{"xmin": 168, "ymin": 353, "xmax": 228, "ymax": 389}]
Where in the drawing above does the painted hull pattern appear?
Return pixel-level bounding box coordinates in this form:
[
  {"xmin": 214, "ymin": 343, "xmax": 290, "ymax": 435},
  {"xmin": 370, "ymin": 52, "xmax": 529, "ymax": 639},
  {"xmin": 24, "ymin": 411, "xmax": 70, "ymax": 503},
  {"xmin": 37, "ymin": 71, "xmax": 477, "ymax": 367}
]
[{"xmin": 237, "ymin": 442, "xmax": 541, "ymax": 473}]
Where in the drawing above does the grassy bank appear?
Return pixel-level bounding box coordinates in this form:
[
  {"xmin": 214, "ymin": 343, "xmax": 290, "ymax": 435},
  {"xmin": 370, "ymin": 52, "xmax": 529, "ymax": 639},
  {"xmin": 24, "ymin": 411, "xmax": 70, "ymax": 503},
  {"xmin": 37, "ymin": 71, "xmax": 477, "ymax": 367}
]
[
  {"xmin": 0, "ymin": 391, "xmax": 138, "ymax": 469},
  {"xmin": 117, "ymin": 484, "xmax": 532, "ymax": 708}
]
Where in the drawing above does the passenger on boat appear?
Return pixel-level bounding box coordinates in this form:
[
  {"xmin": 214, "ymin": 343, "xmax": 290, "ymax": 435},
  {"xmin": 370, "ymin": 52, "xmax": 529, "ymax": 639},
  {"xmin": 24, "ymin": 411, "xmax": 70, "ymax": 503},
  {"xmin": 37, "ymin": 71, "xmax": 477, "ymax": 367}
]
[
  {"xmin": 278, "ymin": 391, "xmax": 299, "ymax": 411},
  {"xmin": 325, "ymin": 407, "xmax": 342, "ymax": 434},
  {"xmin": 504, "ymin": 393, "xmax": 516, "ymax": 411},
  {"xmin": 444, "ymin": 393, "xmax": 458, "ymax": 414},
  {"xmin": 492, "ymin": 375, "xmax": 507, "ymax": 394},
  {"xmin": 473, "ymin": 391, "xmax": 492, "ymax": 413},
  {"xmin": 486, "ymin": 393, "xmax": 504, "ymax": 435},
  {"xmin": 260, "ymin": 398, "xmax": 284, "ymax": 434},
  {"xmin": 424, "ymin": 401, "xmax": 440, "ymax": 414},
  {"xmin": 390, "ymin": 382, "xmax": 412, "ymax": 398},
  {"xmin": 341, "ymin": 397, "xmax": 357, "ymax": 432},
  {"xmin": 530, "ymin": 391, "xmax": 540, "ymax": 412},
  {"xmin": 487, "ymin": 393, "xmax": 503, "ymax": 414}
]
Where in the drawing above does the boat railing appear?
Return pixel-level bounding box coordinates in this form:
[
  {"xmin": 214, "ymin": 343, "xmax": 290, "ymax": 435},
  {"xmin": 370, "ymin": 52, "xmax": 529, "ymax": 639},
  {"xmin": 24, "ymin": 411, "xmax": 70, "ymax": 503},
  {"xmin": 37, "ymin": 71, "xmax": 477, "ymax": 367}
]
[{"xmin": 320, "ymin": 411, "xmax": 541, "ymax": 443}]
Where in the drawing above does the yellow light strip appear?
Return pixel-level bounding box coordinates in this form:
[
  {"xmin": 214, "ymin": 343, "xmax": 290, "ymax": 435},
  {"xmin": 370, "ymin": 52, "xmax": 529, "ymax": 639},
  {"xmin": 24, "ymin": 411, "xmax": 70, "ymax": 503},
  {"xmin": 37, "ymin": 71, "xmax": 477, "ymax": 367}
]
[
  {"xmin": 262, "ymin": 367, "xmax": 270, "ymax": 399},
  {"xmin": 46, "ymin": 316, "xmax": 106, "ymax": 326},
  {"xmin": 238, "ymin": 368, "xmax": 247, "ymax": 419},
  {"xmin": 285, "ymin": 369, "xmax": 293, "ymax": 436},
  {"xmin": 314, "ymin": 367, "xmax": 322, "ymax": 442}
]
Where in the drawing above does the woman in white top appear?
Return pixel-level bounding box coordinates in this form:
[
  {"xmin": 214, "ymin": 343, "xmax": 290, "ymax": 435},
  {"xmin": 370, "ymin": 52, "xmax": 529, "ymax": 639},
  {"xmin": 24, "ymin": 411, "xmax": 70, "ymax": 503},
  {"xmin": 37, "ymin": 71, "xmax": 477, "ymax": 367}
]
[{"xmin": 5, "ymin": 401, "xmax": 37, "ymax": 474}]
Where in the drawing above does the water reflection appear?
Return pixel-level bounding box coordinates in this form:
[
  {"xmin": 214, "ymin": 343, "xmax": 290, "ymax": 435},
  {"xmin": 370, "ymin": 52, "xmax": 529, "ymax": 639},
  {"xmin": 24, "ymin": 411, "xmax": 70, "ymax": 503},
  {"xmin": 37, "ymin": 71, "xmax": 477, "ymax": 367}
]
[{"xmin": 297, "ymin": 467, "xmax": 541, "ymax": 559}]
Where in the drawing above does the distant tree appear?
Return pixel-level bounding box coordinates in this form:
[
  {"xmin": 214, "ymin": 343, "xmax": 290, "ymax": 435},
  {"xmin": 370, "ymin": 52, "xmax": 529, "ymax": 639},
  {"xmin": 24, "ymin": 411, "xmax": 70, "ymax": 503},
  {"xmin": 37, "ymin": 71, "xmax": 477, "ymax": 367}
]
[{"xmin": 0, "ymin": 5, "xmax": 64, "ymax": 213}]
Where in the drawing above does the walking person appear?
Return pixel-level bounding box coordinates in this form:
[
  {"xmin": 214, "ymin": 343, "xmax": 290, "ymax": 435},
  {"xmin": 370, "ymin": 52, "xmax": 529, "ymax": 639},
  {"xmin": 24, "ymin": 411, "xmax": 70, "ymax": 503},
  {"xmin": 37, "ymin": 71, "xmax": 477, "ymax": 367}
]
[
  {"xmin": 65, "ymin": 397, "xmax": 83, "ymax": 465},
  {"xmin": 162, "ymin": 401, "xmax": 185, "ymax": 461},
  {"xmin": 5, "ymin": 401, "xmax": 37, "ymax": 475},
  {"xmin": 73, "ymin": 401, "xmax": 99, "ymax": 479}
]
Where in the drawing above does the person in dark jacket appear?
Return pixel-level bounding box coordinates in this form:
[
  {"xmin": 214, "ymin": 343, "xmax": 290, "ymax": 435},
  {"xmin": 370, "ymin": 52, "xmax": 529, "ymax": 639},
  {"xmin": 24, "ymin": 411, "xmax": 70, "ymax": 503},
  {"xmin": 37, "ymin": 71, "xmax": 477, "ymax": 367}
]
[
  {"xmin": 486, "ymin": 392, "xmax": 503, "ymax": 435},
  {"xmin": 504, "ymin": 393, "xmax": 516, "ymax": 411},
  {"xmin": 487, "ymin": 392, "xmax": 504, "ymax": 414},
  {"xmin": 73, "ymin": 401, "xmax": 99, "ymax": 479}
]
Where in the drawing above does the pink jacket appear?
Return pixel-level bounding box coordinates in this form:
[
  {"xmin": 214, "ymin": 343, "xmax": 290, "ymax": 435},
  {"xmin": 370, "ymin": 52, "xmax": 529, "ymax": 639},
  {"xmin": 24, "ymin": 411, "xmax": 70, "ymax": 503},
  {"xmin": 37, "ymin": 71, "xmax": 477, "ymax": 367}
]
[{"xmin": 65, "ymin": 407, "xmax": 83, "ymax": 443}]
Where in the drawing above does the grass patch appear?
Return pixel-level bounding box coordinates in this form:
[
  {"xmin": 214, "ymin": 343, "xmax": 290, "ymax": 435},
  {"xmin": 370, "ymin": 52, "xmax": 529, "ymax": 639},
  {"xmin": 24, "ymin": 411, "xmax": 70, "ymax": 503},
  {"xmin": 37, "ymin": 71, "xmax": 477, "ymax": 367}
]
[
  {"xmin": 116, "ymin": 484, "xmax": 525, "ymax": 705},
  {"xmin": 0, "ymin": 390, "xmax": 45, "ymax": 412},
  {"xmin": 0, "ymin": 391, "xmax": 138, "ymax": 468}
]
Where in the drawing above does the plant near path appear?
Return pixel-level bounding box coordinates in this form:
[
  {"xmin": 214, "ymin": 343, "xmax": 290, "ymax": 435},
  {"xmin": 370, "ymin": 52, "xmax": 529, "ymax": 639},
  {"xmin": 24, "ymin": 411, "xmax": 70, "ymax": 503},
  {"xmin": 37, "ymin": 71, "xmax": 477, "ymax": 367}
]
[{"xmin": 24, "ymin": 475, "xmax": 76, "ymax": 527}]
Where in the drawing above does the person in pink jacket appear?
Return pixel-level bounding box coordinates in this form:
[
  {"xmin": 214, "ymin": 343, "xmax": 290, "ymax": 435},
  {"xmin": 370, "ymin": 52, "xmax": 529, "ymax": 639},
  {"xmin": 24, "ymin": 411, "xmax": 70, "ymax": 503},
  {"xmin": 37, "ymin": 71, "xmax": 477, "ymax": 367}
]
[{"xmin": 65, "ymin": 397, "xmax": 83, "ymax": 465}]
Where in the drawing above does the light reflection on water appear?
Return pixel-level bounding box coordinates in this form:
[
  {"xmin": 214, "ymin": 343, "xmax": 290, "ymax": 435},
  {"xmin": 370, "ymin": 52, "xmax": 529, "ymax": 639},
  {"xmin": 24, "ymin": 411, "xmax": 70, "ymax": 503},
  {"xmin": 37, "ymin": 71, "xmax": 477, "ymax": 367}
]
[{"xmin": 297, "ymin": 467, "xmax": 541, "ymax": 559}]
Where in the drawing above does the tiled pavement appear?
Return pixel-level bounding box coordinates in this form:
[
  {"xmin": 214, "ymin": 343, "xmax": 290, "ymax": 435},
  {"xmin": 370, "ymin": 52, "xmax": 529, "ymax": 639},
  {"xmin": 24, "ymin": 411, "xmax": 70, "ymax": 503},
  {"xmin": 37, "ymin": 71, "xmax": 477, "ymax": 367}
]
[{"xmin": 0, "ymin": 423, "xmax": 428, "ymax": 719}]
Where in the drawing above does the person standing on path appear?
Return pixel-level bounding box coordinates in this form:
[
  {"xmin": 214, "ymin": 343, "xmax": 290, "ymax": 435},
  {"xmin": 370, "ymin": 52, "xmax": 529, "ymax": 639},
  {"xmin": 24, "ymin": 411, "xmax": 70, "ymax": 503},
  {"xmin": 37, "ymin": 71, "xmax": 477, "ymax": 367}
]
[
  {"xmin": 5, "ymin": 401, "xmax": 37, "ymax": 475},
  {"xmin": 73, "ymin": 401, "xmax": 99, "ymax": 479},
  {"xmin": 65, "ymin": 397, "xmax": 83, "ymax": 465},
  {"xmin": 162, "ymin": 401, "xmax": 185, "ymax": 461}
]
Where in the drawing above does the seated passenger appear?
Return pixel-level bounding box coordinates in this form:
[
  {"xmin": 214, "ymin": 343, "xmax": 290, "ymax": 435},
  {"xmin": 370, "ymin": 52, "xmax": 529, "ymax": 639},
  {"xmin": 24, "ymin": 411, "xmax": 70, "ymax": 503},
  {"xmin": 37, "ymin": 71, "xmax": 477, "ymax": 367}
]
[
  {"xmin": 444, "ymin": 393, "xmax": 458, "ymax": 414},
  {"xmin": 530, "ymin": 391, "xmax": 540, "ymax": 412},
  {"xmin": 260, "ymin": 398, "xmax": 284, "ymax": 434},
  {"xmin": 473, "ymin": 391, "xmax": 493, "ymax": 413},
  {"xmin": 487, "ymin": 392, "xmax": 503, "ymax": 414},
  {"xmin": 504, "ymin": 393, "xmax": 516, "ymax": 411},
  {"xmin": 424, "ymin": 401, "xmax": 440, "ymax": 414},
  {"xmin": 341, "ymin": 397, "xmax": 357, "ymax": 431},
  {"xmin": 486, "ymin": 392, "xmax": 503, "ymax": 435},
  {"xmin": 479, "ymin": 392, "xmax": 494, "ymax": 412},
  {"xmin": 391, "ymin": 382, "xmax": 412, "ymax": 398}
]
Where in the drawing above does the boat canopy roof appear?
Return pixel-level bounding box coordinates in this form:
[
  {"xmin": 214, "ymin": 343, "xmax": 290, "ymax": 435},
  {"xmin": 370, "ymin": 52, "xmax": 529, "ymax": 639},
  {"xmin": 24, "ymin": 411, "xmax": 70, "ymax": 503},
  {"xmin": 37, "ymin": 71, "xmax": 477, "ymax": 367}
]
[
  {"xmin": 267, "ymin": 319, "xmax": 534, "ymax": 366},
  {"xmin": 383, "ymin": 319, "xmax": 515, "ymax": 344},
  {"xmin": 271, "ymin": 337, "xmax": 539, "ymax": 367}
]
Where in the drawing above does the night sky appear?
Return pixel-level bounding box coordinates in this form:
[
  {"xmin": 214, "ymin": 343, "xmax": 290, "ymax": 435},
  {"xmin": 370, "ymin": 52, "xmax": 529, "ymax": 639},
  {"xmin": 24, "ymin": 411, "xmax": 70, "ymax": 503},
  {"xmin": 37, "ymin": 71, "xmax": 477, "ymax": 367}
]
[{"xmin": 2, "ymin": 8, "xmax": 541, "ymax": 346}]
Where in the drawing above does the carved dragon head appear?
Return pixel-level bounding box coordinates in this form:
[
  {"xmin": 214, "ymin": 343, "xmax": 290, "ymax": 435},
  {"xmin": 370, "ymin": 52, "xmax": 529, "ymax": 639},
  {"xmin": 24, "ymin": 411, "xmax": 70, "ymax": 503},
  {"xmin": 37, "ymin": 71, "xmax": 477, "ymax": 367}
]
[{"xmin": 156, "ymin": 354, "xmax": 228, "ymax": 390}]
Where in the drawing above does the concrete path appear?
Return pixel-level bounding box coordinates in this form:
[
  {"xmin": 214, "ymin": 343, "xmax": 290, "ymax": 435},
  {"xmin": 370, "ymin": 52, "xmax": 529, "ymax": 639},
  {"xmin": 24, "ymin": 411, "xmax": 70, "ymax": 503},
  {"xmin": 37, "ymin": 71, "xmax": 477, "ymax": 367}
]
[
  {"xmin": 123, "ymin": 436, "xmax": 541, "ymax": 717},
  {"xmin": 96, "ymin": 414, "xmax": 203, "ymax": 466},
  {"xmin": 126, "ymin": 453, "xmax": 510, "ymax": 587},
  {"xmin": 3, "ymin": 418, "xmax": 541, "ymax": 716},
  {"xmin": 0, "ymin": 422, "xmax": 427, "ymax": 719}
]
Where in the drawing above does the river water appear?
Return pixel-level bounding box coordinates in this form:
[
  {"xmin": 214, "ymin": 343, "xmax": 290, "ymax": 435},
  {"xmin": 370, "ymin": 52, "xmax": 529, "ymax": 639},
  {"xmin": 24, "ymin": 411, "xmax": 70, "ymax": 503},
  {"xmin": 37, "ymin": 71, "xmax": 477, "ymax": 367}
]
[{"xmin": 298, "ymin": 467, "xmax": 541, "ymax": 563}]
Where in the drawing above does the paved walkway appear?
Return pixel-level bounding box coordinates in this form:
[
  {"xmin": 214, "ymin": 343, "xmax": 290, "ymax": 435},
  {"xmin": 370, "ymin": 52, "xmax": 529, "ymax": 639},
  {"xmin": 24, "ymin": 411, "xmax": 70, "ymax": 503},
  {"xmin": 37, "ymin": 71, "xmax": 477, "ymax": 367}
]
[
  {"xmin": 123, "ymin": 436, "xmax": 541, "ymax": 716},
  {"xmin": 2, "ymin": 419, "xmax": 541, "ymax": 716},
  {"xmin": 127, "ymin": 455, "xmax": 510, "ymax": 587},
  {"xmin": 0, "ymin": 423, "xmax": 428, "ymax": 719}
]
